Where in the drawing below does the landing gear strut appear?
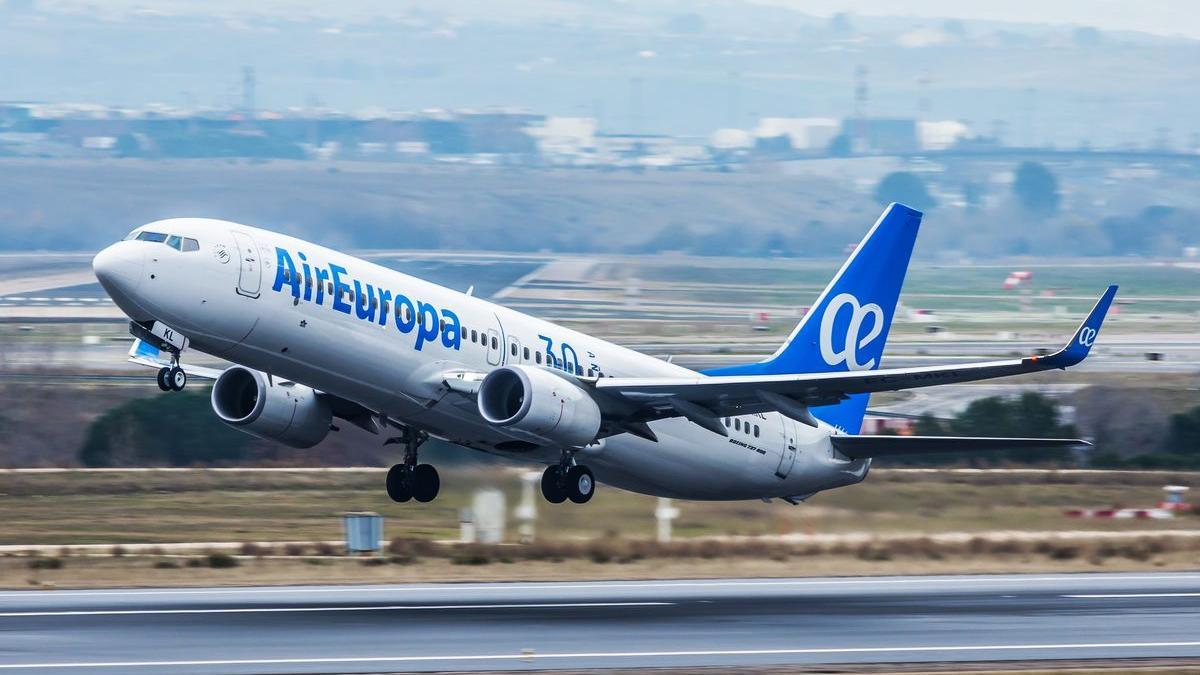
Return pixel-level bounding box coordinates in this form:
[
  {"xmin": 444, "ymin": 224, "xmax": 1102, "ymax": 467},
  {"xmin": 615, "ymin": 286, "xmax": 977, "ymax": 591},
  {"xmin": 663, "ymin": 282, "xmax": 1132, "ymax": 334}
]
[
  {"xmin": 541, "ymin": 452, "xmax": 595, "ymax": 504},
  {"xmin": 385, "ymin": 428, "xmax": 439, "ymax": 503}
]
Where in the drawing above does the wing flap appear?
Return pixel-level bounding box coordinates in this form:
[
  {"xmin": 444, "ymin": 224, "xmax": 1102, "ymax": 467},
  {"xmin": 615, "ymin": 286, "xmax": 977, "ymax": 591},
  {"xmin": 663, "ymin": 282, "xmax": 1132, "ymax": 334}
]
[{"xmin": 831, "ymin": 435, "xmax": 1089, "ymax": 459}]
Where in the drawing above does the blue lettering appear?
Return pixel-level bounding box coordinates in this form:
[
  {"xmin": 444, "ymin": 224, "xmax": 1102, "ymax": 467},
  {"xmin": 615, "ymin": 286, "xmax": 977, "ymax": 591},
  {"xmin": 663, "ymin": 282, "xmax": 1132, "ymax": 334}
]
[
  {"xmin": 353, "ymin": 280, "xmax": 376, "ymax": 322},
  {"xmin": 272, "ymin": 248, "xmax": 300, "ymax": 298},
  {"xmin": 440, "ymin": 309, "xmax": 461, "ymax": 349},
  {"xmin": 329, "ymin": 264, "xmax": 351, "ymax": 314},
  {"xmin": 377, "ymin": 288, "xmax": 392, "ymax": 327},
  {"xmin": 414, "ymin": 302, "xmax": 438, "ymax": 351},
  {"xmin": 314, "ymin": 267, "xmax": 329, "ymax": 305},
  {"xmin": 298, "ymin": 252, "xmax": 312, "ymax": 302},
  {"xmin": 394, "ymin": 294, "xmax": 415, "ymax": 333}
]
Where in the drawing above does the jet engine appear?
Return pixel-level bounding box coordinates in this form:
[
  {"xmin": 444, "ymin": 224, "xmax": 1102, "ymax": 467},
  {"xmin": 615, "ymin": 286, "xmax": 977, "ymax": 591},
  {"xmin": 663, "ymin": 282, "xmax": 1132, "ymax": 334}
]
[
  {"xmin": 477, "ymin": 365, "xmax": 602, "ymax": 447},
  {"xmin": 211, "ymin": 366, "xmax": 332, "ymax": 448}
]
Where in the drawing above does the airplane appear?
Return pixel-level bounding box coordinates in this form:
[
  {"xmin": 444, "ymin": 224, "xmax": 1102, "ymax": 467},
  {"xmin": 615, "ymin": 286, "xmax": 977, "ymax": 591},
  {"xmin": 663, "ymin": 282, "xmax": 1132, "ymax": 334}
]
[{"xmin": 92, "ymin": 204, "xmax": 1116, "ymax": 505}]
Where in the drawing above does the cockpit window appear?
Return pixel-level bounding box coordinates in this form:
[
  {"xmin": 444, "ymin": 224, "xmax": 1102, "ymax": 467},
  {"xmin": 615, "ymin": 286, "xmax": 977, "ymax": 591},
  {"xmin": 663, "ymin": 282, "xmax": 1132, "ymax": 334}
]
[
  {"xmin": 136, "ymin": 231, "xmax": 168, "ymax": 243},
  {"xmin": 182, "ymin": 237, "xmax": 200, "ymax": 252},
  {"xmin": 166, "ymin": 235, "xmax": 183, "ymax": 250},
  {"xmin": 122, "ymin": 231, "xmax": 140, "ymax": 241}
]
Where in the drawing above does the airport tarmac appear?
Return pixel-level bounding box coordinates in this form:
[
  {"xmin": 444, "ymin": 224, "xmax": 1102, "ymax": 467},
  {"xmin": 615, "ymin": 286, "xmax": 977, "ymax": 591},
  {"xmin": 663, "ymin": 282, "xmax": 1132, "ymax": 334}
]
[{"xmin": 1, "ymin": 572, "xmax": 1198, "ymax": 673}]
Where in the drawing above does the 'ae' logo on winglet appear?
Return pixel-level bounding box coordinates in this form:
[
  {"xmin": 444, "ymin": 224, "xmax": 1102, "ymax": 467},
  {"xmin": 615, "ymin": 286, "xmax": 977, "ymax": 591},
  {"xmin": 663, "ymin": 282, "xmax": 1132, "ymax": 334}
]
[{"xmin": 819, "ymin": 293, "xmax": 884, "ymax": 370}]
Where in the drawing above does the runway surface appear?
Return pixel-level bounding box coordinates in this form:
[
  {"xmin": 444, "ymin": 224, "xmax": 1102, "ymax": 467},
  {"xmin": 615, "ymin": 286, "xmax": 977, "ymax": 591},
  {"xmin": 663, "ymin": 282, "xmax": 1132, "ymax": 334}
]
[{"xmin": 2, "ymin": 572, "xmax": 1199, "ymax": 673}]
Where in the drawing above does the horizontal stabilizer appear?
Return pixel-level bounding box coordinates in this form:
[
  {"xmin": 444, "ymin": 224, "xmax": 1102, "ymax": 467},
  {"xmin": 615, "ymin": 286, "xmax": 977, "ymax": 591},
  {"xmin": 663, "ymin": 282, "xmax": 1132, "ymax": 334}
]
[{"xmin": 831, "ymin": 435, "xmax": 1089, "ymax": 459}]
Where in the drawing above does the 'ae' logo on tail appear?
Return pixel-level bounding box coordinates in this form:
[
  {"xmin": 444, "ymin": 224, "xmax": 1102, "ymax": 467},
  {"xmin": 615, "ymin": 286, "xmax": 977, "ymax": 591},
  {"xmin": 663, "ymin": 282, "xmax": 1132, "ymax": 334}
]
[
  {"xmin": 1078, "ymin": 326, "xmax": 1097, "ymax": 347},
  {"xmin": 819, "ymin": 293, "xmax": 884, "ymax": 370}
]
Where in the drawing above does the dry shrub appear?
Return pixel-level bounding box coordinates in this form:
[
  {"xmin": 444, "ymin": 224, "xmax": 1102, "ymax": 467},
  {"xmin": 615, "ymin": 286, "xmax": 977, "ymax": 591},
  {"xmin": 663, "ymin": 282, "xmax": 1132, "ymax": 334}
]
[
  {"xmin": 110, "ymin": 545, "xmax": 127, "ymax": 557},
  {"xmin": 452, "ymin": 544, "xmax": 492, "ymax": 566},
  {"xmin": 387, "ymin": 537, "xmax": 438, "ymax": 562},
  {"xmin": 282, "ymin": 543, "xmax": 307, "ymax": 556},
  {"xmin": 1047, "ymin": 543, "xmax": 1081, "ymax": 560},
  {"xmin": 206, "ymin": 552, "xmax": 239, "ymax": 568},
  {"xmin": 239, "ymin": 542, "xmax": 265, "ymax": 557},
  {"xmin": 28, "ymin": 557, "xmax": 63, "ymax": 570},
  {"xmin": 313, "ymin": 542, "xmax": 338, "ymax": 556},
  {"xmin": 855, "ymin": 543, "xmax": 892, "ymax": 561},
  {"xmin": 153, "ymin": 560, "xmax": 180, "ymax": 569}
]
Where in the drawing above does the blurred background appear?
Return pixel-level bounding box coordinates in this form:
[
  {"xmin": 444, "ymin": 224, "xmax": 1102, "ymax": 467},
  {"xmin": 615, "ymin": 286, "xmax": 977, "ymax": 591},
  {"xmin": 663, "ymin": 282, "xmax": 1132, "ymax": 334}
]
[{"xmin": 0, "ymin": 0, "xmax": 1197, "ymax": 581}]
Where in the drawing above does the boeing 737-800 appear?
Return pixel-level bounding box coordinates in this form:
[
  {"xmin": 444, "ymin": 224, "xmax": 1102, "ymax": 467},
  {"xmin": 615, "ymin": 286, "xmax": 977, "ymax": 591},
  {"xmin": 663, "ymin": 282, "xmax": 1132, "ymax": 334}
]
[{"xmin": 92, "ymin": 204, "xmax": 1115, "ymax": 505}]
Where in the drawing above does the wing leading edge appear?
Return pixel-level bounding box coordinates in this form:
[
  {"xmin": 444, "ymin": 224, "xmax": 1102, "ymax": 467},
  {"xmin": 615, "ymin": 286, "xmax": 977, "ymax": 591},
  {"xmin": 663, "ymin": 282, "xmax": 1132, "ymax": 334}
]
[{"xmin": 594, "ymin": 285, "xmax": 1117, "ymax": 424}]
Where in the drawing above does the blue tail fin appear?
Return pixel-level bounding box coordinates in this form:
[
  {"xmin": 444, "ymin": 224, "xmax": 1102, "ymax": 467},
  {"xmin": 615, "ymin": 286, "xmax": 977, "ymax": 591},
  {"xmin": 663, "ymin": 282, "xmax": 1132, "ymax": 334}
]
[{"xmin": 704, "ymin": 203, "xmax": 923, "ymax": 433}]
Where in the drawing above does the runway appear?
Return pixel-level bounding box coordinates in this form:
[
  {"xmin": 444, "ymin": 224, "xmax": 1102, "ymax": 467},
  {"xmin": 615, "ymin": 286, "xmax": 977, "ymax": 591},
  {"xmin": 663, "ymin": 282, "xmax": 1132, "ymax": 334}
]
[{"xmin": 2, "ymin": 573, "xmax": 1199, "ymax": 673}]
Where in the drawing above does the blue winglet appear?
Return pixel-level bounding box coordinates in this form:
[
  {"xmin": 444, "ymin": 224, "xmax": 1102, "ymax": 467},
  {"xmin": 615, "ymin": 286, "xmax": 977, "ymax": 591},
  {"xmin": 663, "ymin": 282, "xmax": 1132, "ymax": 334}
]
[{"xmin": 1043, "ymin": 285, "xmax": 1118, "ymax": 368}]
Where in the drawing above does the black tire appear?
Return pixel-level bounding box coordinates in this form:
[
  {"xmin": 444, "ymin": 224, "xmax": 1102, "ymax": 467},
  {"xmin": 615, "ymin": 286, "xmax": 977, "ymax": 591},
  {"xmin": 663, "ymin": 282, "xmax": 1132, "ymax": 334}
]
[
  {"xmin": 386, "ymin": 464, "xmax": 412, "ymax": 503},
  {"xmin": 168, "ymin": 366, "xmax": 187, "ymax": 392},
  {"xmin": 541, "ymin": 466, "xmax": 566, "ymax": 504},
  {"xmin": 412, "ymin": 464, "xmax": 440, "ymax": 503},
  {"xmin": 156, "ymin": 367, "xmax": 171, "ymax": 392},
  {"xmin": 566, "ymin": 465, "xmax": 595, "ymax": 504}
]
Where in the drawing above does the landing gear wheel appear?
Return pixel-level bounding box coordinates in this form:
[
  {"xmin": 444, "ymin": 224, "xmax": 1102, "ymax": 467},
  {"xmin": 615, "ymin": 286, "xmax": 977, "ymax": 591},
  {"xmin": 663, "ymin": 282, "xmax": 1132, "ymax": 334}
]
[
  {"xmin": 566, "ymin": 465, "xmax": 595, "ymax": 504},
  {"xmin": 386, "ymin": 464, "xmax": 412, "ymax": 503},
  {"xmin": 156, "ymin": 367, "xmax": 171, "ymax": 392},
  {"xmin": 541, "ymin": 466, "xmax": 567, "ymax": 504},
  {"xmin": 412, "ymin": 464, "xmax": 440, "ymax": 503},
  {"xmin": 167, "ymin": 366, "xmax": 187, "ymax": 392}
]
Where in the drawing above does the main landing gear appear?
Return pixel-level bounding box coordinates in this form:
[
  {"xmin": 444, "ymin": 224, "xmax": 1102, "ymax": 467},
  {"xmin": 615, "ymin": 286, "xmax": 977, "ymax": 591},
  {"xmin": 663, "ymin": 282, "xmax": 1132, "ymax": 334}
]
[
  {"xmin": 540, "ymin": 452, "xmax": 595, "ymax": 504},
  {"xmin": 385, "ymin": 428, "xmax": 440, "ymax": 503}
]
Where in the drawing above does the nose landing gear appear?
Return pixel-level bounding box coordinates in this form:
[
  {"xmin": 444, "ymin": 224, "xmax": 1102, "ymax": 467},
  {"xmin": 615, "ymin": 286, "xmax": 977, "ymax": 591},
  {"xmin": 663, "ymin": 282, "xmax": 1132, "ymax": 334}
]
[
  {"xmin": 540, "ymin": 453, "xmax": 595, "ymax": 504},
  {"xmin": 156, "ymin": 365, "xmax": 187, "ymax": 392},
  {"xmin": 384, "ymin": 427, "xmax": 440, "ymax": 503}
]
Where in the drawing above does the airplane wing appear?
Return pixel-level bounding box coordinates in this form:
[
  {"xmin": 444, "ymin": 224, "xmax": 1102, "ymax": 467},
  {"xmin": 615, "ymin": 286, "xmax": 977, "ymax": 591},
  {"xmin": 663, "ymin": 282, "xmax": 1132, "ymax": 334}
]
[
  {"xmin": 592, "ymin": 286, "xmax": 1116, "ymax": 428},
  {"xmin": 830, "ymin": 435, "xmax": 1089, "ymax": 458}
]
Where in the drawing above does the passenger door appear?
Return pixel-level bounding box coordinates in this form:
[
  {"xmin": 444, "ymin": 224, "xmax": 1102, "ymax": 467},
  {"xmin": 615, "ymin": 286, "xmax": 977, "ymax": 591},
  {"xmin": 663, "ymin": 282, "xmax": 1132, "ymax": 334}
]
[
  {"xmin": 230, "ymin": 231, "xmax": 261, "ymax": 298},
  {"xmin": 776, "ymin": 417, "xmax": 798, "ymax": 479}
]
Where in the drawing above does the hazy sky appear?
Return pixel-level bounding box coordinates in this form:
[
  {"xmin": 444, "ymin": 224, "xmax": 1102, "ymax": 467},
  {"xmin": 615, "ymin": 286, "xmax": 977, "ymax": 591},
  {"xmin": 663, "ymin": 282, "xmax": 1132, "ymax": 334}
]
[{"xmin": 765, "ymin": 0, "xmax": 1200, "ymax": 39}]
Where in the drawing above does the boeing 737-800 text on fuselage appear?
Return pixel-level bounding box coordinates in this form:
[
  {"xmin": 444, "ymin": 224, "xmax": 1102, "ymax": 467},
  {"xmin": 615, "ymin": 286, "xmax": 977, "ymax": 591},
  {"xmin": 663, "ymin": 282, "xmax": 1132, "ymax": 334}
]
[{"xmin": 92, "ymin": 204, "xmax": 1116, "ymax": 505}]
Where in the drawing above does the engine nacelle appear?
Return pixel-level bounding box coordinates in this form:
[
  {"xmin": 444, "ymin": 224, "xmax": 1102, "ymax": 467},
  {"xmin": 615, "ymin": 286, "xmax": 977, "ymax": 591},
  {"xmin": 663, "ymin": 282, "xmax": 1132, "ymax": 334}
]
[
  {"xmin": 477, "ymin": 365, "xmax": 602, "ymax": 447},
  {"xmin": 211, "ymin": 366, "xmax": 332, "ymax": 449}
]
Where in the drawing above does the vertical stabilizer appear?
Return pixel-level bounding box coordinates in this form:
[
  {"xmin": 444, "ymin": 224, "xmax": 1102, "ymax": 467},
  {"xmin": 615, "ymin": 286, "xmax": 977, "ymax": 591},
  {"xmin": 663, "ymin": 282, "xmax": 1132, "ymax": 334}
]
[{"xmin": 704, "ymin": 203, "xmax": 923, "ymax": 433}]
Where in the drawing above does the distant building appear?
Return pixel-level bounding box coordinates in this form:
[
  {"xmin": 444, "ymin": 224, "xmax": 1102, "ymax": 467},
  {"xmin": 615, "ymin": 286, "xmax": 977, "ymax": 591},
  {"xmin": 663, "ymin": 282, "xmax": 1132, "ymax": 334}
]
[
  {"xmin": 754, "ymin": 117, "xmax": 840, "ymax": 151},
  {"xmin": 843, "ymin": 117, "xmax": 919, "ymax": 154}
]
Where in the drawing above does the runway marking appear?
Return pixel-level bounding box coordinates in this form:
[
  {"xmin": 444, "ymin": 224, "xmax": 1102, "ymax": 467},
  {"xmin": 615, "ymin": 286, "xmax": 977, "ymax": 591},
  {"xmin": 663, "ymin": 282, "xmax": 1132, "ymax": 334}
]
[
  {"xmin": 1, "ymin": 574, "xmax": 1196, "ymax": 599},
  {"xmin": 4, "ymin": 641, "xmax": 1200, "ymax": 670},
  {"xmin": 0, "ymin": 601, "xmax": 671, "ymax": 618},
  {"xmin": 1065, "ymin": 593, "xmax": 1200, "ymax": 598}
]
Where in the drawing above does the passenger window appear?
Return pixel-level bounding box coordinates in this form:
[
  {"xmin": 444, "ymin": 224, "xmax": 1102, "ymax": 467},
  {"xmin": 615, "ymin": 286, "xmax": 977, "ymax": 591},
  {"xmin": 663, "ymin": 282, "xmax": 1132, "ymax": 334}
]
[
  {"xmin": 523, "ymin": 347, "xmax": 530, "ymax": 360},
  {"xmin": 328, "ymin": 281, "xmax": 334, "ymax": 295},
  {"xmin": 754, "ymin": 425, "xmax": 760, "ymax": 437},
  {"xmin": 382, "ymin": 300, "xmax": 390, "ymax": 314},
  {"xmin": 724, "ymin": 417, "xmax": 731, "ymax": 427},
  {"xmin": 535, "ymin": 352, "xmax": 542, "ymax": 364},
  {"xmin": 182, "ymin": 238, "xmax": 200, "ymax": 252},
  {"xmin": 511, "ymin": 343, "xmax": 518, "ymax": 356},
  {"xmin": 136, "ymin": 231, "xmax": 168, "ymax": 243},
  {"xmin": 471, "ymin": 329, "xmax": 478, "ymax": 343},
  {"xmin": 491, "ymin": 336, "xmax": 498, "ymax": 349},
  {"xmin": 370, "ymin": 296, "xmax": 377, "ymax": 310},
  {"xmin": 166, "ymin": 235, "xmax": 183, "ymax": 250},
  {"xmin": 439, "ymin": 319, "xmax": 446, "ymax": 333},
  {"xmin": 734, "ymin": 419, "xmax": 741, "ymax": 432}
]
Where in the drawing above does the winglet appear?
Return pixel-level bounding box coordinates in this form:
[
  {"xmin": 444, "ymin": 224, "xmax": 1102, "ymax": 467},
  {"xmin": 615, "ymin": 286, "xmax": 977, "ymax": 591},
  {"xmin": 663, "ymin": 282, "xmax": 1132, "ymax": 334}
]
[{"xmin": 1041, "ymin": 285, "xmax": 1118, "ymax": 368}]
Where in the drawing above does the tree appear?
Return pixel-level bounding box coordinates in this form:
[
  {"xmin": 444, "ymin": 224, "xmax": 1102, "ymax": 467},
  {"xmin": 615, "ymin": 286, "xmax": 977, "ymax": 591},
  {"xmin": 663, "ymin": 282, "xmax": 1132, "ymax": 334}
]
[
  {"xmin": 80, "ymin": 391, "xmax": 254, "ymax": 467},
  {"xmin": 1012, "ymin": 161, "xmax": 1060, "ymax": 216},
  {"xmin": 873, "ymin": 171, "xmax": 937, "ymax": 211}
]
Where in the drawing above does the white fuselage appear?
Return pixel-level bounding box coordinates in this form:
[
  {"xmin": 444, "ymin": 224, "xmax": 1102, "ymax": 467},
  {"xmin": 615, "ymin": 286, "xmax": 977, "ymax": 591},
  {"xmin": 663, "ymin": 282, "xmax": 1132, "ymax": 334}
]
[{"xmin": 97, "ymin": 218, "xmax": 870, "ymax": 501}]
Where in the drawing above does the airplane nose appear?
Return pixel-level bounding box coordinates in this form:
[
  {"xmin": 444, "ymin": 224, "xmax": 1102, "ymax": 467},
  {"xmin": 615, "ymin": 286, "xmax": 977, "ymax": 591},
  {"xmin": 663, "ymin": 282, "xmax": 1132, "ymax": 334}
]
[{"xmin": 92, "ymin": 242, "xmax": 144, "ymax": 299}]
